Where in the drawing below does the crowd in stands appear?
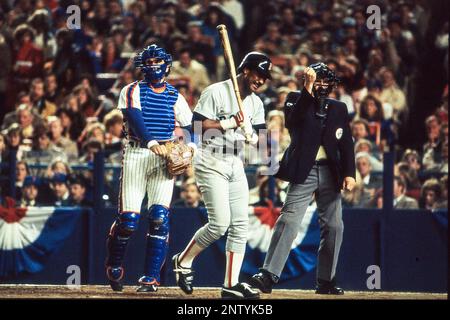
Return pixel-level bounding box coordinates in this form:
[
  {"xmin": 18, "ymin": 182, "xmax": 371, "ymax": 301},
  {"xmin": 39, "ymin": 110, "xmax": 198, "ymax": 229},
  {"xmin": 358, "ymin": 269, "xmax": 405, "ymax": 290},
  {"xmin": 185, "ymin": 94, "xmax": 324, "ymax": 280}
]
[{"xmin": 0, "ymin": 0, "xmax": 447, "ymax": 211}]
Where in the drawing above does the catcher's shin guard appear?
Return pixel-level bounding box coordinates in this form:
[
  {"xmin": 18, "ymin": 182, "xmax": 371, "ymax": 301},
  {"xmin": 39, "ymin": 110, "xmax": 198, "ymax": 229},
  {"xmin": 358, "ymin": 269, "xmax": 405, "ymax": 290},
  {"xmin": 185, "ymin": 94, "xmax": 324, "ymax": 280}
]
[
  {"xmin": 139, "ymin": 205, "xmax": 170, "ymax": 286},
  {"xmin": 106, "ymin": 212, "xmax": 140, "ymax": 290}
]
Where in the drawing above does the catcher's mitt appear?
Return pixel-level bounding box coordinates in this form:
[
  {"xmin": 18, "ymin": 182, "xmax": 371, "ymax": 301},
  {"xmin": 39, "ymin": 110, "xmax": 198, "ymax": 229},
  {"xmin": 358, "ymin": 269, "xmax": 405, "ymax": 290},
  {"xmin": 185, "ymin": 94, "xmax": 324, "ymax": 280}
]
[{"xmin": 165, "ymin": 141, "xmax": 194, "ymax": 176}]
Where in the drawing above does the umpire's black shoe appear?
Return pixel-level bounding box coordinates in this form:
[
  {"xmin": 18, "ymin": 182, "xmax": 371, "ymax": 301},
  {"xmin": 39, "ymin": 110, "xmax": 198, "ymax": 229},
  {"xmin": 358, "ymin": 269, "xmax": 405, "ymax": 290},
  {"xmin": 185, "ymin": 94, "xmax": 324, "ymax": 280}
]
[
  {"xmin": 136, "ymin": 276, "xmax": 159, "ymax": 292},
  {"xmin": 106, "ymin": 266, "xmax": 124, "ymax": 292},
  {"xmin": 221, "ymin": 283, "xmax": 260, "ymax": 299},
  {"xmin": 172, "ymin": 253, "xmax": 195, "ymax": 294},
  {"xmin": 315, "ymin": 278, "xmax": 344, "ymax": 295},
  {"xmin": 249, "ymin": 269, "xmax": 279, "ymax": 294}
]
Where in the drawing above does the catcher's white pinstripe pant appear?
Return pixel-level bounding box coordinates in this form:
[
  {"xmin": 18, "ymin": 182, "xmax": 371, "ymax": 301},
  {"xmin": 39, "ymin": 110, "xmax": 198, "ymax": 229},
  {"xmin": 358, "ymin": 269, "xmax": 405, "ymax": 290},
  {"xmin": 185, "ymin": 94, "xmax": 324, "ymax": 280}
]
[{"xmin": 119, "ymin": 144, "xmax": 174, "ymax": 212}]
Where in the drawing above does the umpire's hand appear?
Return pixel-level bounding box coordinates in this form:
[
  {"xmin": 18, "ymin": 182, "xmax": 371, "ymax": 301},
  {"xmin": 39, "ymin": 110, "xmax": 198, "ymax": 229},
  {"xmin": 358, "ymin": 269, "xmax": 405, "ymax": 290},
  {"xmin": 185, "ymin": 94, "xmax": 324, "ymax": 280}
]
[
  {"xmin": 150, "ymin": 144, "xmax": 168, "ymax": 157},
  {"xmin": 303, "ymin": 67, "xmax": 316, "ymax": 95},
  {"xmin": 342, "ymin": 177, "xmax": 356, "ymax": 192}
]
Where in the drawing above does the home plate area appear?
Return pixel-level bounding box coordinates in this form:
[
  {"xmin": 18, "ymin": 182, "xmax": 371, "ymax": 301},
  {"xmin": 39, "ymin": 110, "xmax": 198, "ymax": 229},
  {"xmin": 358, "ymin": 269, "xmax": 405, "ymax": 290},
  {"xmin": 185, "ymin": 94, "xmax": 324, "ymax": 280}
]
[{"xmin": 0, "ymin": 285, "xmax": 445, "ymax": 299}]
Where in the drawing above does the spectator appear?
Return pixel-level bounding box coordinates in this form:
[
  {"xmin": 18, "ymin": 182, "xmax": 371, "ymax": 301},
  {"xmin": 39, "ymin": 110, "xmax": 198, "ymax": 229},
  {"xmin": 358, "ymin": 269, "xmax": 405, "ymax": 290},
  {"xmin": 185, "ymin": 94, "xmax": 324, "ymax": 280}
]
[
  {"xmin": 47, "ymin": 116, "xmax": 78, "ymax": 160},
  {"xmin": 439, "ymin": 139, "xmax": 448, "ymax": 173},
  {"xmin": 79, "ymin": 138, "xmax": 103, "ymax": 164},
  {"xmin": 68, "ymin": 174, "xmax": 92, "ymax": 207},
  {"xmin": 1, "ymin": 92, "xmax": 34, "ymax": 130},
  {"xmin": 49, "ymin": 173, "xmax": 70, "ymax": 207},
  {"xmin": 419, "ymin": 178, "xmax": 442, "ymax": 211},
  {"xmin": 355, "ymin": 139, "xmax": 383, "ymax": 171},
  {"xmin": 171, "ymin": 47, "xmax": 211, "ymax": 93},
  {"xmin": 55, "ymin": 107, "xmax": 86, "ymax": 142},
  {"xmin": 356, "ymin": 152, "xmax": 382, "ymax": 191},
  {"xmin": 80, "ymin": 121, "xmax": 106, "ymax": 147},
  {"xmin": 0, "ymin": 23, "xmax": 12, "ymax": 113},
  {"xmin": 401, "ymin": 149, "xmax": 422, "ymax": 172},
  {"xmin": 393, "ymin": 176, "xmax": 419, "ymax": 209},
  {"xmin": 200, "ymin": 3, "xmax": 238, "ymax": 80},
  {"xmin": 422, "ymin": 115, "xmax": 443, "ymax": 171},
  {"xmin": 3, "ymin": 123, "xmax": 22, "ymax": 151},
  {"xmin": 30, "ymin": 77, "xmax": 56, "ymax": 119},
  {"xmin": 46, "ymin": 159, "xmax": 72, "ymax": 179},
  {"xmin": 12, "ymin": 24, "xmax": 44, "ymax": 93},
  {"xmin": 379, "ymin": 68, "xmax": 406, "ymax": 122},
  {"xmin": 19, "ymin": 175, "xmax": 41, "ymax": 207},
  {"xmin": 359, "ymin": 95, "xmax": 385, "ymax": 145},
  {"xmin": 395, "ymin": 161, "xmax": 421, "ymax": 198},
  {"xmin": 267, "ymin": 110, "xmax": 290, "ymax": 157},
  {"xmin": 251, "ymin": 178, "xmax": 283, "ymax": 207},
  {"xmin": 27, "ymin": 9, "xmax": 57, "ymax": 60},
  {"xmin": 103, "ymin": 109, "xmax": 123, "ymax": 155},
  {"xmin": 436, "ymin": 175, "xmax": 448, "ymax": 209},
  {"xmin": 17, "ymin": 104, "xmax": 38, "ymax": 139},
  {"xmin": 186, "ymin": 21, "xmax": 215, "ymax": 75},
  {"xmin": 249, "ymin": 166, "xmax": 269, "ymax": 205},
  {"xmin": 44, "ymin": 73, "xmax": 63, "ymax": 106},
  {"xmin": 72, "ymin": 84, "xmax": 97, "ymax": 118},
  {"xmin": 0, "ymin": 133, "xmax": 7, "ymax": 162},
  {"xmin": 15, "ymin": 160, "xmax": 29, "ymax": 200},
  {"xmin": 172, "ymin": 178, "xmax": 204, "ymax": 208},
  {"xmin": 351, "ymin": 118, "xmax": 371, "ymax": 142},
  {"xmin": 254, "ymin": 19, "xmax": 292, "ymax": 55},
  {"xmin": 20, "ymin": 125, "xmax": 67, "ymax": 175}
]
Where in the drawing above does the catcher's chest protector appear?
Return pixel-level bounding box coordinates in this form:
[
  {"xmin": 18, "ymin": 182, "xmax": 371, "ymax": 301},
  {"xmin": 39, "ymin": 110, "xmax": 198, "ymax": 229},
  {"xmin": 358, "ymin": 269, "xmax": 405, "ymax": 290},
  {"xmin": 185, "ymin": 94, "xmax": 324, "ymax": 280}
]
[{"xmin": 139, "ymin": 82, "xmax": 178, "ymax": 140}]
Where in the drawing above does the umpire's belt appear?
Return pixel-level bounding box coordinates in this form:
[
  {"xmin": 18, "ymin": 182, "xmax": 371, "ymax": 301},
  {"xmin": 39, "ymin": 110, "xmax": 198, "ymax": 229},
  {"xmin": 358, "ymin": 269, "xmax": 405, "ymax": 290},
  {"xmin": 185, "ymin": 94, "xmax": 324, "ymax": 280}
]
[{"xmin": 314, "ymin": 159, "xmax": 330, "ymax": 166}]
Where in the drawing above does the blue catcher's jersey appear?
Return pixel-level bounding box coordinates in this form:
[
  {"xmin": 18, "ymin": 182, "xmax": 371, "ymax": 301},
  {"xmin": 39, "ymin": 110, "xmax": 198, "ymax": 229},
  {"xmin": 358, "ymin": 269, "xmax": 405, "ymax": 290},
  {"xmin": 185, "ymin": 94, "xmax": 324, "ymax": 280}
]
[{"xmin": 118, "ymin": 81, "xmax": 192, "ymax": 142}]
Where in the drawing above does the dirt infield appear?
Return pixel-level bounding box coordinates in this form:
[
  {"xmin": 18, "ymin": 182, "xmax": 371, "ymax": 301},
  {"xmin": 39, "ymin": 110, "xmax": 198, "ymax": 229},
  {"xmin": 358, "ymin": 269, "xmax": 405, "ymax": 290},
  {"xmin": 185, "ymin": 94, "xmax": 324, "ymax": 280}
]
[{"xmin": 0, "ymin": 285, "xmax": 446, "ymax": 299}]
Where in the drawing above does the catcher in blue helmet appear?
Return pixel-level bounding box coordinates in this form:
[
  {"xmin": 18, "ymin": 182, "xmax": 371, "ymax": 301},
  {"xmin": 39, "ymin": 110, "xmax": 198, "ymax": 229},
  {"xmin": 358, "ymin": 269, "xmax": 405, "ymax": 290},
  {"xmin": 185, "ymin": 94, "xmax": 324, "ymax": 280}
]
[
  {"xmin": 105, "ymin": 44, "xmax": 194, "ymax": 293},
  {"xmin": 134, "ymin": 44, "xmax": 173, "ymax": 86}
]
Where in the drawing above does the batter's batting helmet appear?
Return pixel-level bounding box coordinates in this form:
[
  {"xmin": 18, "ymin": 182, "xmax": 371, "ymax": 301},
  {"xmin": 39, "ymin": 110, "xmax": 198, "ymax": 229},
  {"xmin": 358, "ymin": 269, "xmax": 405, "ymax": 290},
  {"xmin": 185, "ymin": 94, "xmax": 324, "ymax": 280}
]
[
  {"xmin": 134, "ymin": 44, "xmax": 172, "ymax": 82},
  {"xmin": 237, "ymin": 52, "xmax": 273, "ymax": 79}
]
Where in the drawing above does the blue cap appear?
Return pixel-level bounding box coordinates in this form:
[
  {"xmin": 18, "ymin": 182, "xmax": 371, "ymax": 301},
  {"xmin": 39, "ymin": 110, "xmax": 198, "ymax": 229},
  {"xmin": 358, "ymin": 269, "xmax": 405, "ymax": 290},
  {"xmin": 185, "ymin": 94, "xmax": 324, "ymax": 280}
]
[
  {"xmin": 51, "ymin": 173, "xmax": 67, "ymax": 184},
  {"xmin": 23, "ymin": 176, "xmax": 40, "ymax": 187}
]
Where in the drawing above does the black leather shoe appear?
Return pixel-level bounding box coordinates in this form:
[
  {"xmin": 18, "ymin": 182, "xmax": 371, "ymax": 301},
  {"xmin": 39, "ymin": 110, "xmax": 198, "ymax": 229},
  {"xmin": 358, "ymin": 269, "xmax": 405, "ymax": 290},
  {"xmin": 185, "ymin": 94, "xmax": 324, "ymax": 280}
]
[
  {"xmin": 248, "ymin": 269, "xmax": 278, "ymax": 294},
  {"xmin": 172, "ymin": 253, "xmax": 195, "ymax": 294},
  {"xmin": 221, "ymin": 282, "xmax": 260, "ymax": 299},
  {"xmin": 315, "ymin": 278, "xmax": 344, "ymax": 295},
  {"xmin": 106, "ymin": 266, "xmax": 124, "ymax": 292}
]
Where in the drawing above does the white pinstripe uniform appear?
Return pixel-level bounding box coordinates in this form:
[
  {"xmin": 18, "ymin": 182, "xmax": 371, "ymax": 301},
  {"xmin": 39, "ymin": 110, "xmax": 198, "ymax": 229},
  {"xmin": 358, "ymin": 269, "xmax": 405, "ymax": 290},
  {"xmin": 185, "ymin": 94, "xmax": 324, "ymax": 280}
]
[{"xmin": 117, "ymin": 81, "xmax": 192, "ymax": 212}]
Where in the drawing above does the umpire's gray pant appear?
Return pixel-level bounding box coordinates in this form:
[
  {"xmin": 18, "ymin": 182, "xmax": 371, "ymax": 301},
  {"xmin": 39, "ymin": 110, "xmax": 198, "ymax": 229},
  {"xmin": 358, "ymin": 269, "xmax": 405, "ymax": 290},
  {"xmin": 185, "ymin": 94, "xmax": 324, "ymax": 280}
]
[{"xmin": 263, "ymin": 164, "xmax": 343, "ymax": 282}]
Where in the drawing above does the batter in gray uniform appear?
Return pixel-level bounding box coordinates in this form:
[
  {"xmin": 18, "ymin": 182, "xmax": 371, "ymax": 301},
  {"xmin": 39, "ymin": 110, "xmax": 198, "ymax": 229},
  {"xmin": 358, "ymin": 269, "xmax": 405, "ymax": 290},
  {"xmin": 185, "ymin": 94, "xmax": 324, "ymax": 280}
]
[{"xmin": 172, "ymin": 52, "xmax": 273, "ymax": 299}]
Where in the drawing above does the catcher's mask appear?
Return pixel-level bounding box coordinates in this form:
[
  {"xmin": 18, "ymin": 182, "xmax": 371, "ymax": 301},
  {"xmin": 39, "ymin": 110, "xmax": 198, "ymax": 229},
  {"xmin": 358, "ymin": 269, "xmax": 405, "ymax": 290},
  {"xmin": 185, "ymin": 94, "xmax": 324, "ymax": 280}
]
[
  {"xmin": 309, "ymin": 62, "xmax": 339, "ymax": 98},
  {"xmin": 134, "ymin": 44, "xmax": 172, "ymax": 83}
]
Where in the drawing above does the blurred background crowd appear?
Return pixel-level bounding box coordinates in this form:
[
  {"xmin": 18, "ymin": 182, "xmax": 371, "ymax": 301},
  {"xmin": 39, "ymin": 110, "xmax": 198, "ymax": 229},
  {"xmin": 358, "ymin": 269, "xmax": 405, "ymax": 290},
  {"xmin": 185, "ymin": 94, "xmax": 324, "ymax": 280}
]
[{"xmin": 0, "ymin": 0, "xmax": 448, "ymax": 211}]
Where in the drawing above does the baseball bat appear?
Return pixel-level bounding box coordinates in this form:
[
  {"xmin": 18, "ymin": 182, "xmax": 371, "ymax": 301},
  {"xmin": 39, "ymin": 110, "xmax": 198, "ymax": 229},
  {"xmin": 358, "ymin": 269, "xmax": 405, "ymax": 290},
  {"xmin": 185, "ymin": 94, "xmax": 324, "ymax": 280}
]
[{"xmin": 216, "ymin": 24, "xmax": 251, "ymax": 142}]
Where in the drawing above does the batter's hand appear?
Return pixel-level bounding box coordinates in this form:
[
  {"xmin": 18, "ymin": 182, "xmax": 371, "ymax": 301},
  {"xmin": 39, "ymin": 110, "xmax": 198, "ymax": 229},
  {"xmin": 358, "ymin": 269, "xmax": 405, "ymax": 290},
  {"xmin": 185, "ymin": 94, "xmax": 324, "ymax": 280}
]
[
  {"xmin": 303, "ymin": 67, "xmax": 316, "ymax": 94},
  {"xmin": 342, "ymin": 177, "xmax": 356, "ymax": 192},
  {"xmin": 233, "ymin": 111, "xmax": 245, "ymax": 127},
  {"xmin": 150, "ymin": 144, "xmax": 168, "ymax": 157}
]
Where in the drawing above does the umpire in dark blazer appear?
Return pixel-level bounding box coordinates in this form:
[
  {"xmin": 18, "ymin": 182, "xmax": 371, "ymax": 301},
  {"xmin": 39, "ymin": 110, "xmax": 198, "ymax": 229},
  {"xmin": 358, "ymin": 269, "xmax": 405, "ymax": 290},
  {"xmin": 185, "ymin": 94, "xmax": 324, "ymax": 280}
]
[{"xmin": 250, "ymin": 63, "xmax": 356, "ymax": 295}]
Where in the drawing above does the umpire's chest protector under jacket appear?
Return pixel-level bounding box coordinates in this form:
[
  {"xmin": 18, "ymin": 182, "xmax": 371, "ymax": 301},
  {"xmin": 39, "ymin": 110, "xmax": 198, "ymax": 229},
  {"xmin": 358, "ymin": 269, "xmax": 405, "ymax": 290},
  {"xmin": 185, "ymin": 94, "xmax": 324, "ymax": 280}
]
[{"xmin": 274, "ymin": 89, "xmax": 356, "ymax": 191}]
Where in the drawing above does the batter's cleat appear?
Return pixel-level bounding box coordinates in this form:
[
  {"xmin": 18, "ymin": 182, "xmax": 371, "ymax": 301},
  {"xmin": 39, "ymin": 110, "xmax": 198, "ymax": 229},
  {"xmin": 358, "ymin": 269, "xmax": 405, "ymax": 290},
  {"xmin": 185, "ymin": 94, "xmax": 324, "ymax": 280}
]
[
  {"xmin": 221, "ymin": 282, "xmax": 260, "ymax": 300},
  {"xmin": 249, "ymin": 269, "xmax": 279, "ymax": 294},
  {"xmin": 106, "ymin": 266, "xmax": 124, "ymax": 292},
  {"xmin": 137, "ymin": 276, "xmax": 159, "ymax": 292},
  {"xmin": 172, "ymin": 253, "xmax": 195, "ymax": 294}
]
